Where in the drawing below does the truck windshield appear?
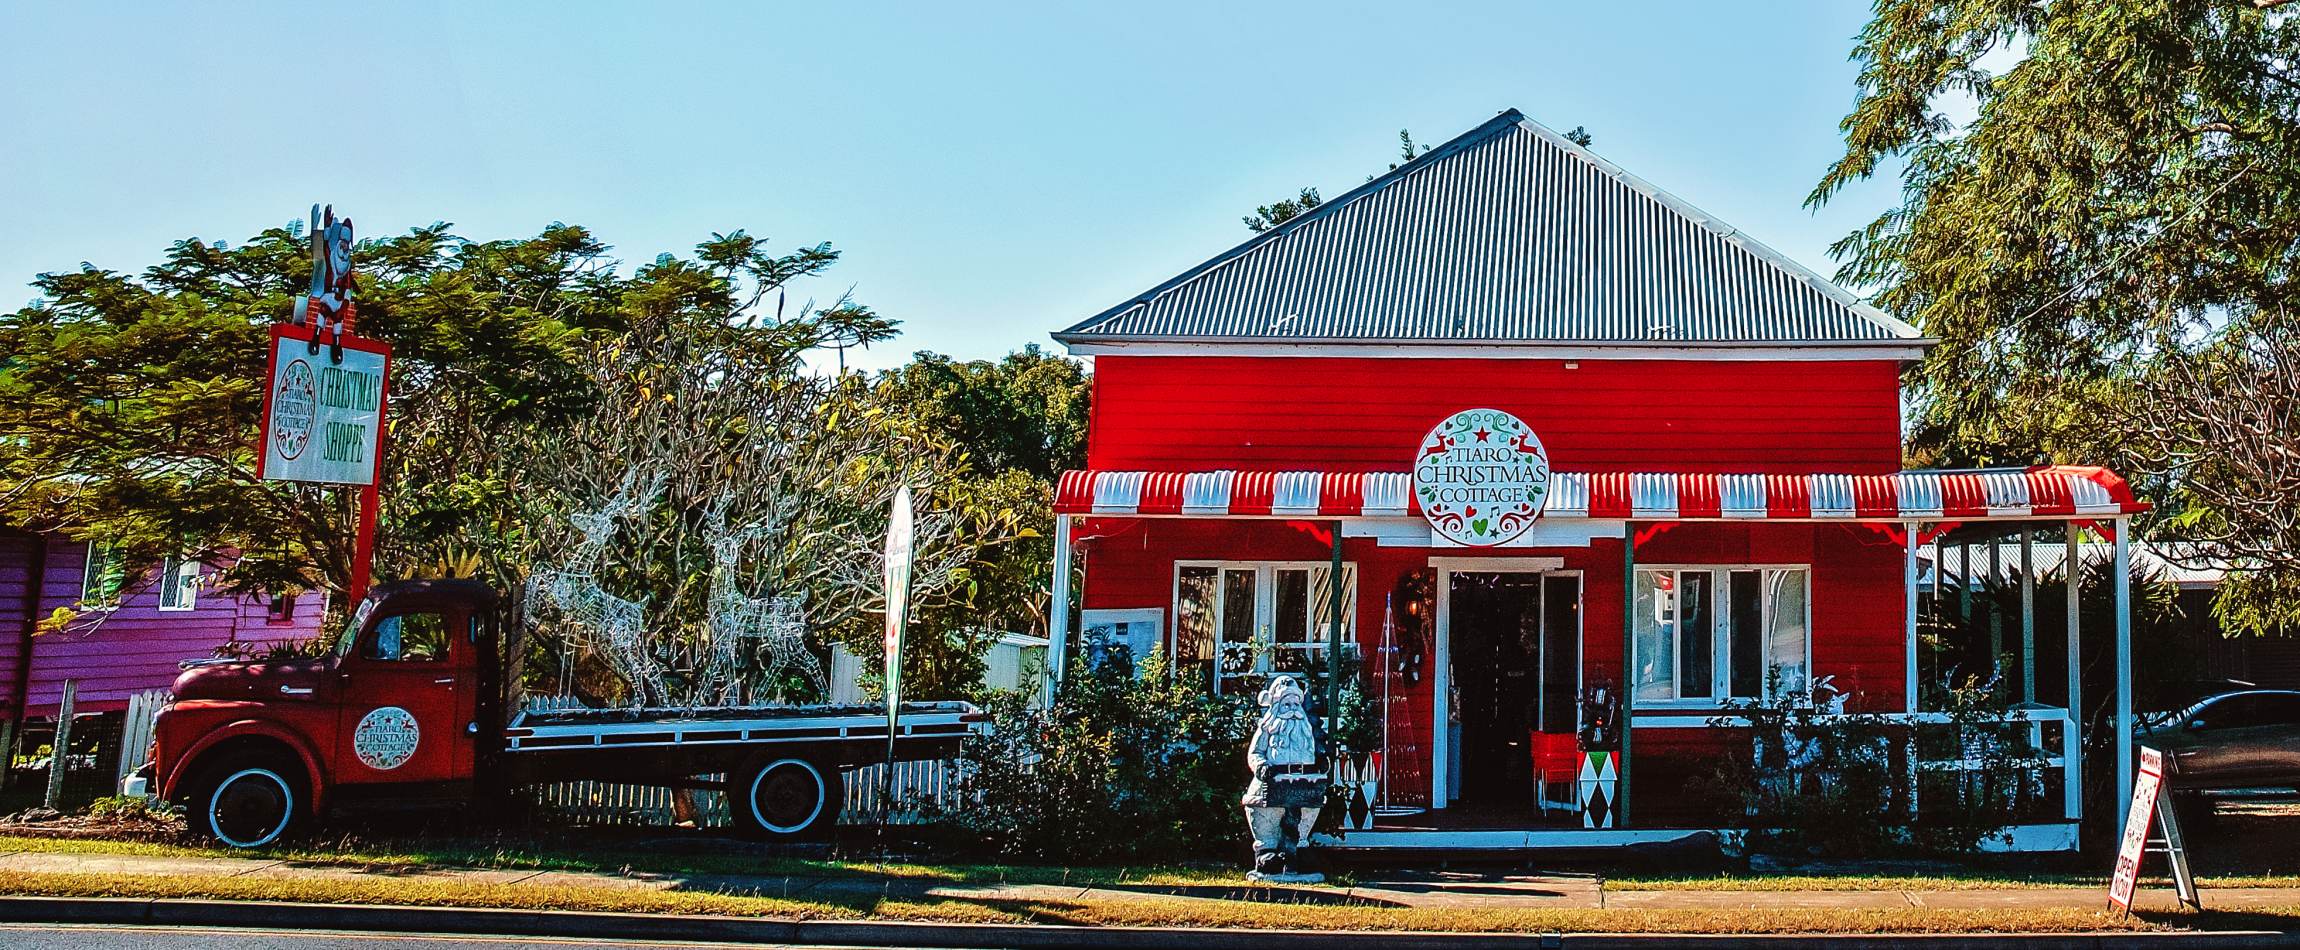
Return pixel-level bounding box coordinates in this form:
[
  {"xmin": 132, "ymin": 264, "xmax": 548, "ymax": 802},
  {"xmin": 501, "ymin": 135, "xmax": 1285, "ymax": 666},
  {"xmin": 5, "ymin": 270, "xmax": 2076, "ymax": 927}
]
[{"xmin": 337, "ymin": 597, "xmax": 379, "ymax": 657}]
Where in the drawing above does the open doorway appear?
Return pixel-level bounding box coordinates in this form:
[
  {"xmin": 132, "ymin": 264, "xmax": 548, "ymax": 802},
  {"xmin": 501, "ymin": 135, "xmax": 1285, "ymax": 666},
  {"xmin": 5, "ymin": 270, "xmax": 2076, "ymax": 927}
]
[{"xmin": 1442, "ymin": 569, "xmax": 1583, "ymax": 818}]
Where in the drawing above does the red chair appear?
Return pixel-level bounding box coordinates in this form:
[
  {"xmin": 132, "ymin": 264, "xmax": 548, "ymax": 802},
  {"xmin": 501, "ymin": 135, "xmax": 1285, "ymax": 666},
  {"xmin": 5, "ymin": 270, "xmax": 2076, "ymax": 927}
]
[{"xmin": 1529, "ymin": 730, "xmax": 1581, "ymax": 816}]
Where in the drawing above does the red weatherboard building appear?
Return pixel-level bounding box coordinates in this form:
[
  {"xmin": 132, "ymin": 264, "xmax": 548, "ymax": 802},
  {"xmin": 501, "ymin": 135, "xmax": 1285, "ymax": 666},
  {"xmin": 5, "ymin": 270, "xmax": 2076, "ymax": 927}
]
[{"xmin": 1044, "ymin": 111, "xmax": 2147, "ymax": 850}]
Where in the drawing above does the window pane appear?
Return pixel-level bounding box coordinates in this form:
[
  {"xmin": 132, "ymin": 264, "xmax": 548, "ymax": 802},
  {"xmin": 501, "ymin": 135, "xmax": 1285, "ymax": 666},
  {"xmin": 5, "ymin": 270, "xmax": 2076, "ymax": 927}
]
[
  {"xmin": 1219, "ymin": 569, "xmax": 1259, "ymax": 686},
  {"xmin": 1175, "ymin": 567, "xmax": 1217, "ymax": 665},
  {"xmin": 368, "ymin": 613, "xmax": 449, "ymax": 662},
  {"xmin": 1274, "ymin": 570, "xmax": 1309, "ymax": 643},
  {"xmin": 81, "ymin": 543, "xmax": 123, "ymax": 606},
  {"xmin": 1728, "ymin": 570, "xmax": 1763, "ymax": 698},
  {"xmin": 1632, "ymin": 570, "xmax": 1676, "ymax": 703},
  {"xmin": 1221, "ymin": 570, "xmax": 1256, "ymax": 645},
  {"xmin": 2203, "ymin": 696, "xmax": 2263, "ymax": 730},
  {"xmin": 1674, "ymin": 572, "xmax": 1713, "ymax": 698},
  {"xmin": 1766, "ymin": 570, "xmax": 1810, "ymax": 697},
  {"xmin": 2262, "ymin": 695, "xmax": 2300, "ymax": 726},
  {"xmin": 1540, "ymin": 574, "xmax": 1581, "ymax": 733},
  {"xmin": 1310, "ymin": 565, "xmax": 1357, "ymax": 639}
]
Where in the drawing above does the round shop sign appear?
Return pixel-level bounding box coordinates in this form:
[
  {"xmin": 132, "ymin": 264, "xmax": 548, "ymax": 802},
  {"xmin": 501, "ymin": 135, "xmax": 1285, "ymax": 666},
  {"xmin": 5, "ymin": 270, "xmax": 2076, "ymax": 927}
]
[
  {"xmin": 1412, "ymin": 408, "xmax": 1552, "ymax": 547},
  {"xmin": 352, "ymin": 706, "xmax": 421, "ymax": 771},
  {"xmin": 270, "ymin": 358, "xmax": 318, "ymax": 460}
]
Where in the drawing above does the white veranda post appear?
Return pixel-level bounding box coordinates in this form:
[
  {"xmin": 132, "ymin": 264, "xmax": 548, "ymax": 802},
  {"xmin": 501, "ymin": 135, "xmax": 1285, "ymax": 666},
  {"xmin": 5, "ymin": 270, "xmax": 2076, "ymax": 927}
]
[
  {"xmin": 1045, "ymin": 515, "xmax": 1075, "ymax": 705},
  {"xmin": 2064, "ymin": 522, "xmax": 2083, "ymax": 821},
  {"xmin": 2114, "ymin": 518, "xmax": 2135, "ymax": 827},
  {"xmin": 1903, "ymin": 524, "xmax": 1920, "ymax": 714}
]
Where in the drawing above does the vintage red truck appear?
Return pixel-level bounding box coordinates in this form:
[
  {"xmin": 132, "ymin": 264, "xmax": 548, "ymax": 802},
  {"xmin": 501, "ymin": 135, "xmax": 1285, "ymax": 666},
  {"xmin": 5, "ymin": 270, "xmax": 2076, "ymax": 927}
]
[{"xmin": 125, "ymin": 578, "xmax": 984, "ymax": 848}]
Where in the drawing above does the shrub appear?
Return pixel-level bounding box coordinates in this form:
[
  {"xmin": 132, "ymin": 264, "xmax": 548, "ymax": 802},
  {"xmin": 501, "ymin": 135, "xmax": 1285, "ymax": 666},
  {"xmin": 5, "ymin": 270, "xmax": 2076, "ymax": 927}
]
[
  {"xmin": 1699, "ymin": 676, "xmax": 2030, "ymax": 858},
  {"xmin": 82, "ymin": 794, "xmax": 182, "ymax": 826},
  {"xmin": 953, "ymin": 650, "xmax": 1252, "ymax": 863}
]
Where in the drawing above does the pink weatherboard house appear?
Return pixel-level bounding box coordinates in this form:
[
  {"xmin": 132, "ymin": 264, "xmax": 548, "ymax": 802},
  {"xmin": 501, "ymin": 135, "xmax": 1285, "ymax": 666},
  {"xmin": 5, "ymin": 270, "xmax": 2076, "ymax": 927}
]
[{"xmin": 1, "ymin": 529, "xmax": 326, "ymax": 772}]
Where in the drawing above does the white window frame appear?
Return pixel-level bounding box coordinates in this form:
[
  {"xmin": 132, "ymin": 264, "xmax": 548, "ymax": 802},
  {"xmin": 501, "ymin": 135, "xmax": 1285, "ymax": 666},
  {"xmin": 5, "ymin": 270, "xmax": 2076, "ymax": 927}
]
[
  {"xmin": 1631, "ymin": 563, "xmax": 1812, "ymax": 710},
  {"xmin": 1172, "ymin": 560, "xmax": 1358, "ymax": 696},
  {"xmin": 157, "ymin": 555, "xmax": 200, "ymax": 612}
]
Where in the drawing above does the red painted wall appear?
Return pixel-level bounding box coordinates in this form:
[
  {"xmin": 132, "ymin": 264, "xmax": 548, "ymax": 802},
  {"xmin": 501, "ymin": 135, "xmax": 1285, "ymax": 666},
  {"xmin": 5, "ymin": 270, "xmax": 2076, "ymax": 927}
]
[
  {"xmin": 1075, "ymin": 518, "xmax": 1901, "ymax": 813},
  {"xmin": 1073, "ymin": 353, "xmax": 1910, "ymax": 820},
  {"xmin": 1085, "ymin": 356, "xmax": 1905, "ymax": 474},
  {"xmin": 1, "ymin": 537, "xmax": 326, "ymax": 717}
]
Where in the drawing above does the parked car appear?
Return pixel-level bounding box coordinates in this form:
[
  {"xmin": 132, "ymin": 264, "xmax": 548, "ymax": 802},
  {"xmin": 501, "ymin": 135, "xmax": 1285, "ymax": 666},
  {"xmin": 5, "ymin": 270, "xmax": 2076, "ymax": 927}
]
[
  {"xmin": 2142, "ymin": 678, "xmax": 2261, "ymax": 726},
  {"xmin": 2144, "ymin": 689, "xmax": 2300, "ymax": 792}
]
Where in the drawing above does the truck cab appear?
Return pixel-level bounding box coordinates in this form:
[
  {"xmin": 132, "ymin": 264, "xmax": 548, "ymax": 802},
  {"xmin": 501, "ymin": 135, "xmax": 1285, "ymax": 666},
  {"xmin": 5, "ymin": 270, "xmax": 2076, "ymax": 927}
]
[{"xmin": 149, "ymin": 579, "xmax": 499, "ymax": 847}]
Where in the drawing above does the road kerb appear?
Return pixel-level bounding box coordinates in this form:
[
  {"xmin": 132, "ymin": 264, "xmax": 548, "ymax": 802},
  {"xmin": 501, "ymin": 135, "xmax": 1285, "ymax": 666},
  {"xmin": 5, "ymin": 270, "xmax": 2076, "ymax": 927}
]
[{"xmin": 0, "ymin": 896, "xmax": 2296, "ymax": 949}]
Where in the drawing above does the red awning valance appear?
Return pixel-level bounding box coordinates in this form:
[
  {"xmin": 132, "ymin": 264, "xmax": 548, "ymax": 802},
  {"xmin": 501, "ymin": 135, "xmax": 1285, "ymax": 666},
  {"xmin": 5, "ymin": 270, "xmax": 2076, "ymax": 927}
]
[{"xmin": 1054, "ymin": 466, "xmax": 2145, "ymax": 522}]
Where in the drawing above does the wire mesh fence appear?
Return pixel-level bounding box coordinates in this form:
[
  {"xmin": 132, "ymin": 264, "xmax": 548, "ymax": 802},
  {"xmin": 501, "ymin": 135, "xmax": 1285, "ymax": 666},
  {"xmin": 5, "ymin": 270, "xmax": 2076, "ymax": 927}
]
[{"xmin": 525, "ymin": 757, "xmax": 966, "ymax": 829}]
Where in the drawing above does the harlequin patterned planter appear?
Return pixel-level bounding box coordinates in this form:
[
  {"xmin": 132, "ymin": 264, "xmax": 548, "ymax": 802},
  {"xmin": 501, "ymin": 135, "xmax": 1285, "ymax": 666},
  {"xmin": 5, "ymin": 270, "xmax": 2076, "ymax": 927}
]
[
  {"xmin": 1333, "ymin": 752, "xmax": 1378, "ymax": 830},
  {"xmin": 1577, "ymin": 751, "xmax": 1619, "ymax": 829}
]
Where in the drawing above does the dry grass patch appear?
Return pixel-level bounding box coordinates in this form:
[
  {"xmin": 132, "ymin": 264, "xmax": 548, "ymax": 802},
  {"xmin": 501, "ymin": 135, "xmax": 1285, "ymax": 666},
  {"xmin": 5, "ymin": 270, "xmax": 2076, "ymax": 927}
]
[
  {"xmin": 0, "ymin": 833, "xmax": 1267, "ymax": 889},
  {"xmin": 1607, "ymin": 873, "xmax": 2300, "ymax": 892},
  {"xmin": 0, "ymin": 870, "xmax": 2274, "ymax": 935}
]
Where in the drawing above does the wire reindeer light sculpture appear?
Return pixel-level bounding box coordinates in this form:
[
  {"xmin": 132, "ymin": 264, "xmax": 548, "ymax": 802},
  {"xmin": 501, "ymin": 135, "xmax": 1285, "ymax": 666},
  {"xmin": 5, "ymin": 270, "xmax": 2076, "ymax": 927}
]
[
  {"xmin": 702, "ymin": 496, "xmax": 828, "ymax": 705},
  {"xmin": 527, "ymin": 472, "xmax": 671, "ymax": 707}
]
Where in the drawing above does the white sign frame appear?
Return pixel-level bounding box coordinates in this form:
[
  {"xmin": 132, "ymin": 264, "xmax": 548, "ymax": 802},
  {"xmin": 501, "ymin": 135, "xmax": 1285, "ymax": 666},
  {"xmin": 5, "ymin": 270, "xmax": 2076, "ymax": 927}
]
[
  {"xmin": 258, "ymin": 325, "xmax": 391, "ymax": 486},
  {"xmin": 1412, "ymin": 408, "xmax": 1552, "ymax": 547}
]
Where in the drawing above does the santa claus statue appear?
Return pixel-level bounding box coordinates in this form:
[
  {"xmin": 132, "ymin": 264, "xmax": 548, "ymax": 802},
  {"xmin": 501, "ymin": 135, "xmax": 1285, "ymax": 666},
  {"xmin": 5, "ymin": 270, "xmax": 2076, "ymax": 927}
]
[{"xmin": 1243, "ymin": 674, "xmax": 1329, "ymax": 882}]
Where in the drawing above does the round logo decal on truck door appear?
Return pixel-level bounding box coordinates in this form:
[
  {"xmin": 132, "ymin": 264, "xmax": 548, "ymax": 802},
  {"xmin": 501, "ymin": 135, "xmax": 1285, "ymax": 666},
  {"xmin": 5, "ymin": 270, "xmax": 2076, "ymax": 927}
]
[
  {"xmin": 353, "ymin": 706, "xmax": 421, "ymax": 770},
  {"xmin": 1413, "ymin": 408, "xmax": 1552, "ymax": 547}
]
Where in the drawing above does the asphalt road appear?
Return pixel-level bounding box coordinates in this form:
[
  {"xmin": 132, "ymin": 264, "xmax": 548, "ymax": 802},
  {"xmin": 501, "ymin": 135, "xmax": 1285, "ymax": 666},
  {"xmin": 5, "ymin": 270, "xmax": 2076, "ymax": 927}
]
[{"xmin": 0, "ymin": 924, "xmax": 930, "ymax": 950}]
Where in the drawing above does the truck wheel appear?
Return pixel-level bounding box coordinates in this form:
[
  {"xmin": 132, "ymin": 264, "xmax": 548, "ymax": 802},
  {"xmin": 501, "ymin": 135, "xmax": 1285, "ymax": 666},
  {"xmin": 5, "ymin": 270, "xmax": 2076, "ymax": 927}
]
[
  {"xmin": 181, "ymin": 753, "xmax": 308, "ymax": 849},
  {"xmin": 732, "ymin": 756, "xmax": 835, "ymax": 840}
]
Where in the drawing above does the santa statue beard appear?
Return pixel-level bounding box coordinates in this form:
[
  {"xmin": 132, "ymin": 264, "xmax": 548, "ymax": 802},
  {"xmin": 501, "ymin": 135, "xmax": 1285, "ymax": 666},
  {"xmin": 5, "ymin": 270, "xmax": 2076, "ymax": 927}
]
[{"xmin": 1262, "ymin": 714, "xmax": 1318, "ymax": 766}]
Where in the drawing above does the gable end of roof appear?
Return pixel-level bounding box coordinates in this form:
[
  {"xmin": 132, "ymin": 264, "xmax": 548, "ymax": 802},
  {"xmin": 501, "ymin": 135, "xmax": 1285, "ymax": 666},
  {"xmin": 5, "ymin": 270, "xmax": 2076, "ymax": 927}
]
[{"xmin": 1057, "ymin": 109, "xmax": 1925, "ymax": 352}]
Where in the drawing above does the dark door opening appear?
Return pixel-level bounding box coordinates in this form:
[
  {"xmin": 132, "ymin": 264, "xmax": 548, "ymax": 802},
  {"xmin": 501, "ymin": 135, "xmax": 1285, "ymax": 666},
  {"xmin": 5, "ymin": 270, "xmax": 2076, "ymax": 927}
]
[{"xmin": 1449, "ymin": 572, "xmax": 1543, "ymax": 809}]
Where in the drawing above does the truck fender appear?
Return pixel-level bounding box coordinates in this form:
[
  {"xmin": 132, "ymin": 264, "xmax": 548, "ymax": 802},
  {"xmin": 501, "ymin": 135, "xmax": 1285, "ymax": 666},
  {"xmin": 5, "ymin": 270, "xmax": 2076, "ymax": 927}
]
[{"xmin": 163, "ymin": 719, "xmax": 331, "ymax": 816}]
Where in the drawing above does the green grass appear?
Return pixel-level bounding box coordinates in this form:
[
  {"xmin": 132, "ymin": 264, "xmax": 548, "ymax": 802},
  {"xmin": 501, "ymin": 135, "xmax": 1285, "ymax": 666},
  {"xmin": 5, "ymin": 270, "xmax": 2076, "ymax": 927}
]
[{"xmin": 1, "ymin": 869, "xmax": 2257, "ymax": 934}]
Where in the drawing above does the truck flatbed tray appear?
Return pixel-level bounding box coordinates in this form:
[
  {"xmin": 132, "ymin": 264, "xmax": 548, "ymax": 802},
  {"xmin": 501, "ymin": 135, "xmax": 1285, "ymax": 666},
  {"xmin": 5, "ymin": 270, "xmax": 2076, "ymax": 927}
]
[
  {"xmin": 515, "ymin": 701, "xmax": 974, "ymax": 726},
  {"xmin": 503, "ymin": 701, "xmax": 983, "ymax": 752}
]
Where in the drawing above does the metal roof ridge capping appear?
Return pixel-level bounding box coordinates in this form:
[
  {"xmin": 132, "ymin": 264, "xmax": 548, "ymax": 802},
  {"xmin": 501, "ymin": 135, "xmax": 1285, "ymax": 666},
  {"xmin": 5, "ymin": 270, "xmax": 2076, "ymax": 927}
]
[{"xmin": 1055, "ymin": 108, "xmax": 1931, "ymax": 351}]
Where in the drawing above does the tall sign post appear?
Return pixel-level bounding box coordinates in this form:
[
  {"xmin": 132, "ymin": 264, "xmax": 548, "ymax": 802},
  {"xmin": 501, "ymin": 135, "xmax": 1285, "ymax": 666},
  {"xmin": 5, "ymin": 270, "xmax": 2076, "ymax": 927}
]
[
  {"xmin": 257, "ymin": 205, "xmax": 391, "ymax": 606},
  {"xmin": 878, "ymin": 485, "xmax": 916, "ymax": 826}
]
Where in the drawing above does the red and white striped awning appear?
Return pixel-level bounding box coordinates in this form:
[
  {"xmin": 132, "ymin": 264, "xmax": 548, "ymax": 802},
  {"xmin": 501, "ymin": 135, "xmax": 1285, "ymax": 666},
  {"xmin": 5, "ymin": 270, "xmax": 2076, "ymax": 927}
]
[{"xmin": 1054, "ymin": 466, "xmax": 2144, "ymax": 521}]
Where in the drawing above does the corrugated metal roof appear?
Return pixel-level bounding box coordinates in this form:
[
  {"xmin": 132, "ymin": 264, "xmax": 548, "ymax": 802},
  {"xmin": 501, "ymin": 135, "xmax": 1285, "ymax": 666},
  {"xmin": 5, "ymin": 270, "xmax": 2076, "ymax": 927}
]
[{"xmin": 1056, "ymin": 109, "xmax": 1925, "ymax": 350}]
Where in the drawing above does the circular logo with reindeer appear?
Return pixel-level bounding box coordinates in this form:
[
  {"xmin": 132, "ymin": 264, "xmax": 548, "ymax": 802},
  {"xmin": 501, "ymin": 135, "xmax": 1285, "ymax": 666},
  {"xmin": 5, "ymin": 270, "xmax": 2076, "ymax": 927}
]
[
  {"xmin": 353, "ymin": 706, "xmax": 420, "ymax": 771},
  {"xmin": 1413, "ymin": 408, "xmax": 1551, "ymax": 547},
  {"xmin": 271, "ymin": 358, "xmax": 318, "ymax": 460}
]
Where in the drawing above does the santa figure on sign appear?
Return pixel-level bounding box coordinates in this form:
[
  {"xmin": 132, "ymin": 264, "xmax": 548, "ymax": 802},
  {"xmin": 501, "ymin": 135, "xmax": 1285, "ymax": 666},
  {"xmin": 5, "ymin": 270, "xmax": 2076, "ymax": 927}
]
[{"xmin": 1243, "ymin": 674, "xmax": 1329, "ymax": 882}]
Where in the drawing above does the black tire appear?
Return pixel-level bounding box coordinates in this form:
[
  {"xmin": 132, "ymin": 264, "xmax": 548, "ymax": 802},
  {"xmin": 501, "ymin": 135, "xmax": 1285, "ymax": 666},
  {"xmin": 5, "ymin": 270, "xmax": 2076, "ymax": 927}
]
[
  {"xmin": 729, "ymin": 756, "xmax": 836, "ymax": 841},
  {"xmin": 178, "ymin": 752, "xmax": 308, "ymax": 849}
]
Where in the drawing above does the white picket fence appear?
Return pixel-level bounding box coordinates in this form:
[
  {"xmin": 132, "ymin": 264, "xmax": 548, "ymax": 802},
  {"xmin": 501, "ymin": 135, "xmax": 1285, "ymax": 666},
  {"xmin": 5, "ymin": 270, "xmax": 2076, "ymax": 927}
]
[
  {"xmin": 527, "ymin": 758, "xmax": 964, "ymax": 829},
  {"xmin": 112, "ymin": 689, "xmax": 170, "ymax": 789}
]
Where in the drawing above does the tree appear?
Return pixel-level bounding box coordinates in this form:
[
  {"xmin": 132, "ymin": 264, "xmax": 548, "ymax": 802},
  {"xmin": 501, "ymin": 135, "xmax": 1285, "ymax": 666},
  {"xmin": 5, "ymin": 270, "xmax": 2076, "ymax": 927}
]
[
  {"xmin": 877, "ymin": 345, "xmax": 1090, "ymax": 482},
  {"xmin": 0, "ymin": 220, "xmax": 1011, "ymax": 704},
  {"xmin": 513, "ymin": 236, "xmax": 972, "ymax": 704},
  {"xmin": 872, "ymin": 347, "xmax": 1092, "ymax": 689},
  {"xmin": 1812, "ymin": 1, "xmax": 2300, "ymax": 632},
  {"xmin": 1244, "ymin": 187, "xmax": 1324, "ymax": 233},
  {"xmin": 0, "ymin": 222, "xmax": 613, "ymax": 618}
]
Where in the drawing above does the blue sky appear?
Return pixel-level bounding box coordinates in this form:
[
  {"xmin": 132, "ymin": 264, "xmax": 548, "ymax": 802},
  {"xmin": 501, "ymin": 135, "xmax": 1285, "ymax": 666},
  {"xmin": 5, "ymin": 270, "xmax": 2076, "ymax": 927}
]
[{"xmin": 1, "ymin": 2, "xmax": 1904, "ymax": 371}]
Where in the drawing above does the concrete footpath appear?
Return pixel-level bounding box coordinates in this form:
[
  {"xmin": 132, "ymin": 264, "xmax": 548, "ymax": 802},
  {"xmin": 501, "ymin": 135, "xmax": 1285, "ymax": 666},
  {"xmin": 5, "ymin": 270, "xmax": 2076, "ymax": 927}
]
[
  {"xmin": 8, "ymin": 848, "xmax": 2300, "ymax": 949},
  {"xmin": 3, "ymin": 847, "xmax": 2296, "ymax": 914}
]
